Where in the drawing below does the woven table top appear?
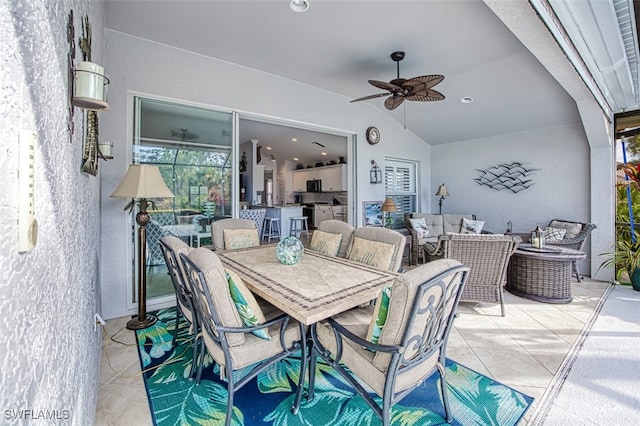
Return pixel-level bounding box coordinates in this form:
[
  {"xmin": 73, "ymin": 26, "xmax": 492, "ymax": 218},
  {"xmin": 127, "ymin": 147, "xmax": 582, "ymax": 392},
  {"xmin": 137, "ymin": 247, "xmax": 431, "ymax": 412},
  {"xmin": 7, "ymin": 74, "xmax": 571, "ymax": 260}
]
[
  {"xmin": 515, "ymin": 243, "xmax": 586, "ymax": 260},
  {"xmin": 218, "ymin": 245, "xmax": 397, "ymax": 325}
]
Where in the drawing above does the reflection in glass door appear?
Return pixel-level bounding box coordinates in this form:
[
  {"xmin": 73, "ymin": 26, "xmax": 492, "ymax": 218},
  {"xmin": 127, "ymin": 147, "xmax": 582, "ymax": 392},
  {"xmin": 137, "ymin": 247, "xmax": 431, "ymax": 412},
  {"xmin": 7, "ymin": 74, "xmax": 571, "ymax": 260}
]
[{"xmin": 131, "ymin": 96, "xmax": 234, "ymax": 303}]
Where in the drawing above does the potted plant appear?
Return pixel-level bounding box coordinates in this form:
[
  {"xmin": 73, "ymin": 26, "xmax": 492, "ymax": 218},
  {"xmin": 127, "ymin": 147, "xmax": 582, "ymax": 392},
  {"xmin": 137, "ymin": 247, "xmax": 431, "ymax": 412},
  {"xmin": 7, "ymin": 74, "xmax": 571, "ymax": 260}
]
[{"xmin": 599, "ymin": 238, "xmax": 640, "ymax": 291}]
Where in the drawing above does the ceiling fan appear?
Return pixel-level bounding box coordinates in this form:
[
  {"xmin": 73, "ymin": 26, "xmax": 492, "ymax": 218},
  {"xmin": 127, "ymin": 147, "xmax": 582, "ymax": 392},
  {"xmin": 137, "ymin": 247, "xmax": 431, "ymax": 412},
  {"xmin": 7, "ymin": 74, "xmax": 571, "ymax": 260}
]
[{"xmin": 350, "ymin": 51, "xmax": 445, "ymax": 110}]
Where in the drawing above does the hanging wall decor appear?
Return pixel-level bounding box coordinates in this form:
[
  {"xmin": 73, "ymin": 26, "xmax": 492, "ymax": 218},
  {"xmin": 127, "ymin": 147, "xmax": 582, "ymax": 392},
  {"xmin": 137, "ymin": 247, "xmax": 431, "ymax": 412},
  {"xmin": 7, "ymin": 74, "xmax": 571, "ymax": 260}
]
[
  {"xmin": 474, "ymin": 162, "xmax": 540, "ymax": 193},
  {"xmin": 78, "ymin": 15, "xmax": 99, "ymax": 175}
]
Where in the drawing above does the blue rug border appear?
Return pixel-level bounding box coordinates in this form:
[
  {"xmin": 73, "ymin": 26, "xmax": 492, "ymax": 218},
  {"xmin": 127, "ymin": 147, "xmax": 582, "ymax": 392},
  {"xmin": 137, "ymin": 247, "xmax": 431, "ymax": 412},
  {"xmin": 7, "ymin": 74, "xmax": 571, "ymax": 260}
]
[{"xmin": 133, "ymin": 308, "xmax": 535, "ymax": 425}]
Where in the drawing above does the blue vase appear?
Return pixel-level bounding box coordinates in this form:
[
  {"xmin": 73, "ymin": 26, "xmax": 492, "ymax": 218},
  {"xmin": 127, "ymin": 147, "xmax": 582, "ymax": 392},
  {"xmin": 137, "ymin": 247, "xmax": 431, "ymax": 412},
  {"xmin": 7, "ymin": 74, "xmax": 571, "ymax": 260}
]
[{"xmin": 276, "ymin": 237, "xmax": 304, "ymax": 265}]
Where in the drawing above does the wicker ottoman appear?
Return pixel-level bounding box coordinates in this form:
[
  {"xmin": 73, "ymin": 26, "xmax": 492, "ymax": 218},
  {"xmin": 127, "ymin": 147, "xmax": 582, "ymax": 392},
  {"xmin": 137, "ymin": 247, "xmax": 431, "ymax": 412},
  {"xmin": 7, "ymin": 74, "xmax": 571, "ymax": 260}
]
[{"xmin": 506, "ymin": 245, "xmax": 586, "ymax": 304}]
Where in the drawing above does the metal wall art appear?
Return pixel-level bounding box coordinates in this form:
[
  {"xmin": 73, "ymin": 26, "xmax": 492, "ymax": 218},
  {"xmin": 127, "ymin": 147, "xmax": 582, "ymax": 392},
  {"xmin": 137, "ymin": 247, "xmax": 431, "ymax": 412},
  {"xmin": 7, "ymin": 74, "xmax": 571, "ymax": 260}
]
[{"xmin": 474, "ymin": 162, "xmax": 540, "ymax": 193}]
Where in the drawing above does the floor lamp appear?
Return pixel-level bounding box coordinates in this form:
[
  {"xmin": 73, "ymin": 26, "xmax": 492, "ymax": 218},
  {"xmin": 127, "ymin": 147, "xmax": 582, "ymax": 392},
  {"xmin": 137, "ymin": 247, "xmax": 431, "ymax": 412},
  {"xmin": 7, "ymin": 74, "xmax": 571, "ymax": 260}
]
[
  {"xmin": 435, "ymin": 183, "xmax": 449, "ymax": 215},
  {"xmin": 112, "ymin": 164, "xmax": 174, "ymax": 330}
]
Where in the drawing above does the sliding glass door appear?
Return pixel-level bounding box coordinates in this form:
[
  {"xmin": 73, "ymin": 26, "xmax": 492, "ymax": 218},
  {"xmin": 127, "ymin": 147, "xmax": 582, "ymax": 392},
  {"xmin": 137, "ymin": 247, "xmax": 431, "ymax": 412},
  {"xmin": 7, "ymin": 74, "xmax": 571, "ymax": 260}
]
[{"xmin": 132, "ymin": 96, "xmax": 234, "ymax": 301}]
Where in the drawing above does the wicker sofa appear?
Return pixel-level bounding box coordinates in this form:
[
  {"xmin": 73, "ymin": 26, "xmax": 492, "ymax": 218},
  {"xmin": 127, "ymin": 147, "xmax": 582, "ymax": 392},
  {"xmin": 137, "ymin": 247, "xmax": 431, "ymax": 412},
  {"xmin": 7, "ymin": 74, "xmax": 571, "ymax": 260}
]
[{"xmin": 405, "ymin": 213, "xmax": 477, "ymax": 265}]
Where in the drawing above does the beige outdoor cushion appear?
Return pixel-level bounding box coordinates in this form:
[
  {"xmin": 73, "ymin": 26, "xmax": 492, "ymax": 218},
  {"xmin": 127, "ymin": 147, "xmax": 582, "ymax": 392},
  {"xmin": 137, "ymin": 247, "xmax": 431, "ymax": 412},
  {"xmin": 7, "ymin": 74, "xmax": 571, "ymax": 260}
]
[
  {"xmin": 203, "ymin": 299, "xmax": 302, "ymax": 371},
  {"xmin": 411, "ymin": 213, "xmax": 444, "ymax": 236},
  {"xmin": 187, "ymin": 248, "xmax": 246, "ymax": 346},
  {"xmin": 549, "ymin": 220, "xmax": 583, "ymax": 240},
  {"xmin": 350, "ymin": 227, "xmax": 406, "ymax": 272},
  {"xmin": 443, "ymin": 214, "xmax": 474, "ymax": 234},
  {"xmin": 223, "ymin": 228, "xmax": 260, "ymax": 250},
  {"xmin": 315, "ymin": 258, "xmax": 463, "ymax": 396},
  {"xmin": 309, "ymin": 229, "xmax": 343, "ymax": 256},
  {"xmin": 211, "ymin": 218, "xmax": 256, "ymax": 250},
  {"xmin": 348, "ymin": 237, "xmax": 396, "ymax": 271},
  {"xmin": 317, "ymin": 220, "xmax": 355, "ymax": 257}
]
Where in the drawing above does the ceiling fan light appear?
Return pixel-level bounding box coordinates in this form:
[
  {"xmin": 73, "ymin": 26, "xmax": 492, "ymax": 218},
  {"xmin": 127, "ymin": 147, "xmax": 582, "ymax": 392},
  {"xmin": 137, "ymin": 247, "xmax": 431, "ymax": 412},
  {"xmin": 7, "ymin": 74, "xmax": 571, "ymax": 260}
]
[{"xmin": 289, "ymin": 0, "xmax": 309, "ymax": 12}]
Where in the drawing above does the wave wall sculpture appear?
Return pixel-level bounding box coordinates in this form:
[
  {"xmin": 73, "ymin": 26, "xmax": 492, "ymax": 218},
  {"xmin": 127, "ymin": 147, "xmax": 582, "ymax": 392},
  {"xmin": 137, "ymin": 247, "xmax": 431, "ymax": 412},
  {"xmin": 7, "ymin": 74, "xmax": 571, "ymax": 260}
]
[{"xmin": 474, "ymin": 162, "xmax": 541, "ymax": 193}]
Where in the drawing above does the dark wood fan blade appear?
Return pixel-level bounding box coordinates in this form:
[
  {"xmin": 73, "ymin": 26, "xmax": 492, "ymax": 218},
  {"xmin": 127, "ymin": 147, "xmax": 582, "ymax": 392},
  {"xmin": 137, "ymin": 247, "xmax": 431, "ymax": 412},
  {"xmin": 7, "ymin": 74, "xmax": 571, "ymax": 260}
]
[
  {"xmin": 405, "ymin": 88, "xmax": 445, "ymax": 102},
  {"xmin": 350, "ymin": 92, "xmax": 391, "ymax": 103},
  {"xmin": 368, "ymin": 80, "xmax": 403, "ymax": 92},
  {"xmin": 384, "ymin": 96, "xmax": 404, "ymax": 110},
  {"xmin": 405, "ymin": 75, "xmax": 444, "ymax": 89}
]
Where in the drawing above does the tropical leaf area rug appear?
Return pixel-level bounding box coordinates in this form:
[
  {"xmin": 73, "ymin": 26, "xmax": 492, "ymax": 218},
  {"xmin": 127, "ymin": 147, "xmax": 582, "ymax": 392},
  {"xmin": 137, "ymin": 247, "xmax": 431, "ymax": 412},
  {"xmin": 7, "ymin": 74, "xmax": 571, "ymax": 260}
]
[{"xmin": 135, "ymin": 308, "xmax": 533, "ymax": 425}]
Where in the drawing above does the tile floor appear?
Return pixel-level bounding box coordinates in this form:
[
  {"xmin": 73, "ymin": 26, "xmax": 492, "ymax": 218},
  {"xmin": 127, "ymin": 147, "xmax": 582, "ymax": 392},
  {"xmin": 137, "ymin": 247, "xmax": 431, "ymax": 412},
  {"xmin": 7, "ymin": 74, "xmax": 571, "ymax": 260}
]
[{"xmin": 95, "ymin": 277, "xmax": 610, "ymax": 425}]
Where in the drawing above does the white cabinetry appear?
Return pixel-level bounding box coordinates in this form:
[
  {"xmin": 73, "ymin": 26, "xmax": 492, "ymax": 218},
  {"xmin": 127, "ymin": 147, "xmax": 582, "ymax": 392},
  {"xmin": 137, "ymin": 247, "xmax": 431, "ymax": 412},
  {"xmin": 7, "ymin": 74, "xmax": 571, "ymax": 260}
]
[
  {"xmin": 292, "ymin": 164, "xmax": 346, "ymax": 192},
  {"xmin": 326, "ymin": 164, "xmax": 347, "ymax": 191},
  {"xmin": 314, "ymin": 205, "xmax": 334, "ymax": 228},
  {"xmin": 292, "ymin": 169, "xmax": 308, "ymax": 192}
]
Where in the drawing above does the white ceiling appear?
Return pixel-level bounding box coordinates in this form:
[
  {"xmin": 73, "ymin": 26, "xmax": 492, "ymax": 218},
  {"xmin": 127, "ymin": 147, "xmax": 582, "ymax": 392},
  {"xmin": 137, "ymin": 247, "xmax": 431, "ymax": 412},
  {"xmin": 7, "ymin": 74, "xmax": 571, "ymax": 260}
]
[{"xmin": 104, "ymin": 0, "xmax": 617, "ymax": 149}]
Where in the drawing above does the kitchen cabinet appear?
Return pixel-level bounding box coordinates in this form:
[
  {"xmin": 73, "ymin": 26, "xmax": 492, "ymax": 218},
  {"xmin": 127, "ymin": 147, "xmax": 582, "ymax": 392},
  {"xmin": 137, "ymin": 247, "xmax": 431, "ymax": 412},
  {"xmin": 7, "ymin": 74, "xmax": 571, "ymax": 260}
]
[
  {"xmin": 326, "ymin": 164, "xmax": 347, "ymax": 191},
  {"xmin": 292, "ymin": 169, "xmax": 308, "ymax": 192},
  {"xmin": 292, "ymin": 164, "xmax": 346, "ymax": 192},
  {"xmin": 314, "ymin": 205, "xmax": 334, "ymax": 228}
]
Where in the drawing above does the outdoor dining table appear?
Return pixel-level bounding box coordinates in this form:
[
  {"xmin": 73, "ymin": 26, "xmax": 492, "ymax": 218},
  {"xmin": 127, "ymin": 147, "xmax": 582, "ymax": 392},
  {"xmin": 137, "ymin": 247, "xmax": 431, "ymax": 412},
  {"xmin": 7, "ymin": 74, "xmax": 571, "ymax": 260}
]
[{"xmin": 216, "ymin": 244, "xmax": 398, "ymax": 326}]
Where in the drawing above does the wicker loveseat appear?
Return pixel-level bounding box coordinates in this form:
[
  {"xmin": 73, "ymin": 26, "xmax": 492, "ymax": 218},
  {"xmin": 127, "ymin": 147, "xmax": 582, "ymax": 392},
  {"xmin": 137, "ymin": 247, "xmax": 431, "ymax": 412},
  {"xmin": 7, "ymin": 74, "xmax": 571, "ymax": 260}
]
[{"xmin": 404, "ymin": 213, "xmax": 477, "ymax": 265}]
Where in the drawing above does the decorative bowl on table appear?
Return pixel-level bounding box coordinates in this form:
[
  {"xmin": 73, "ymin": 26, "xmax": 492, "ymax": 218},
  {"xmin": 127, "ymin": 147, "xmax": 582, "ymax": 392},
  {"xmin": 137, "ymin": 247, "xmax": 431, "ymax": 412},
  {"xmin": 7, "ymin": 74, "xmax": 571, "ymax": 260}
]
[{"xmin": 276, "ymin": 236, "xmax": 304, "ymax": 265}]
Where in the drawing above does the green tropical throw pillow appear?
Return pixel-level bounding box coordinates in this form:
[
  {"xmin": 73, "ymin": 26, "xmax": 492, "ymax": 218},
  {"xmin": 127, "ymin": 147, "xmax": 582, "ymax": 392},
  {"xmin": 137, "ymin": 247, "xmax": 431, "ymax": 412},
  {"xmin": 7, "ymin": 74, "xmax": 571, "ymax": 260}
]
[
  {"xmin": 366, "ymin": 286, "xmax": 392, "ymax": 344},
  {"xmin": 226, "ymin": 270, "xmax": 270, "ymax": 340}
]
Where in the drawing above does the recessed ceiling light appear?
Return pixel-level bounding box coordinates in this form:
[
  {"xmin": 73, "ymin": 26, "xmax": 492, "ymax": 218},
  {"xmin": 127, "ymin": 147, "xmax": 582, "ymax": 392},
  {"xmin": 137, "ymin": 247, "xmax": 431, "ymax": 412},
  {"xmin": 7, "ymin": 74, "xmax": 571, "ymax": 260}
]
[
  {"xmin": 291, "ymin": 138, "xmax": 297, "ymax": 142},
  {"xmin": 266, "ymin": 146, "xmax": 272, "ymax": 150},
  {"xmin": 461, "ymin": 96, "xmax": 474, "ymax": 104},
  {"xmin": 289, "ymin": 0, "xmax": 309, "ymax": 12},
  {"xmin": 321, "ymin": 152, "xmax": 327, "ymax": 156},
  {"xmin": 293, "ymin": 157, "xmax": 299, "ymax": 161}
]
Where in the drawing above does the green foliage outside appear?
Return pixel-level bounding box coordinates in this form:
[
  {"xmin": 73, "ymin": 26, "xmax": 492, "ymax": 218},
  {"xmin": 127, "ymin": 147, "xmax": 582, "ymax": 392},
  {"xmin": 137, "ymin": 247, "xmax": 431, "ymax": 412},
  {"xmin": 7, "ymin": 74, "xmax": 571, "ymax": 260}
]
[{"xmin": 138, "ymin": 145, "xmax": 233, "ymax": 216}]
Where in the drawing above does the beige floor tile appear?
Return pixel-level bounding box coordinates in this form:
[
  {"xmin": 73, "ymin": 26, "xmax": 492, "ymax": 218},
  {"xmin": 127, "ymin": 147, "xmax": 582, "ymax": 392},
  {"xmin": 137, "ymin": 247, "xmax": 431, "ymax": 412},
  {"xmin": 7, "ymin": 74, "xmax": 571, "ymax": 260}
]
[
  {"xmin": 473, "ymin": 348, "xmax": 554, "ymax": 389},
  {"xmin": 94, "ymin": 275, "xmax": 610, "ymax": 425},
  {"xmin": 95, "ymin": 382, "xmax": 152, "ymax": 426}
]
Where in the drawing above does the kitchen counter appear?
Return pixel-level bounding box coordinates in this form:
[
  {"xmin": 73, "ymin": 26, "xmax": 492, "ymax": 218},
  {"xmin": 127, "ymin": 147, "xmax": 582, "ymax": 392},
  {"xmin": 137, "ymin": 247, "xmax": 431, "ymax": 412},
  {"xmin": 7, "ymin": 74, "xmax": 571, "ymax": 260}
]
[{"xmin": 248, "ymin": 205, "xmax": 304, "ymax": 238}]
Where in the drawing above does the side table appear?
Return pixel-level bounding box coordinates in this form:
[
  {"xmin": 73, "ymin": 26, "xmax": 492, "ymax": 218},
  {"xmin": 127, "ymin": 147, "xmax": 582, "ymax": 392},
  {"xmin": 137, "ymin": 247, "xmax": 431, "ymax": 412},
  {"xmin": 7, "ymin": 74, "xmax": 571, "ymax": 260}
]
[{"xmin": 506, "ymin": 244, "xmax": 586, "ymax": 304}]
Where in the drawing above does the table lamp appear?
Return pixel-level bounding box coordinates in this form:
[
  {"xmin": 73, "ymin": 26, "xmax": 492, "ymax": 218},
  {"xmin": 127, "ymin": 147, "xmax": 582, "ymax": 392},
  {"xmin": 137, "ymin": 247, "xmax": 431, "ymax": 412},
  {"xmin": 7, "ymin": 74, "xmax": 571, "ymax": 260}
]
[
  {"xmin": 111, "ymin": 164, "xmax": 174, "ymax": 330},
  {"xmin": 381, "ymin": 198, "xmax": 398, "ymax": 229},
  {"xmin": 435, "ymin": 183, "xmax": 449, "ymax": 214}
]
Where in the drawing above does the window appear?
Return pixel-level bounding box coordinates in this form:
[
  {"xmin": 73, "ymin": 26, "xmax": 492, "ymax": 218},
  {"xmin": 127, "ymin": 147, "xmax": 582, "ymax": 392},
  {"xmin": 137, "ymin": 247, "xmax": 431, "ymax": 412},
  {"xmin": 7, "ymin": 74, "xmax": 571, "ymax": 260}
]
[{"xmin": 384, "ymin": 159, "xmax": 417, "ymax": 229}]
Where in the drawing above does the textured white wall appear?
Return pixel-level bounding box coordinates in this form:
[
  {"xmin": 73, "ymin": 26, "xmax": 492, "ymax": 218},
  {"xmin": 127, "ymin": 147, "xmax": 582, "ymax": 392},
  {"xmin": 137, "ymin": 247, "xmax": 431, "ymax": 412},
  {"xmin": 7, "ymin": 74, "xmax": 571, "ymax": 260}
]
[
  {"xmin": 99, "ymin": 30, "xmax": 431, "ymax": 319},
  {"xmin": 0, "ymin": 0, "xmax": 104, "ymax": 423},
  {"xmin": 432, "ymin": 125, "xmax": 594, "ymax": 274}
]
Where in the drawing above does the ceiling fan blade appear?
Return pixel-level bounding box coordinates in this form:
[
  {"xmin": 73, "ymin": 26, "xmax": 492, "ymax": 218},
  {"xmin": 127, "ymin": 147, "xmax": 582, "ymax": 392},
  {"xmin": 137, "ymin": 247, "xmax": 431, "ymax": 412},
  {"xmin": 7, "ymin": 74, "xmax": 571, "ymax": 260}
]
[
  {"xmin": 405, "ymin": 75, "xmax": 445, "ymax": 89},
  {"xmin": 368, "ymin": 80, "xmax": 403, "ymax": 92},
  {"xmin": 402, "ymin": 80, "xmax": 427, "ymax": 96},
  {"xmin": 384, "ymin": 96, "xmax": 405, "ymax": 110},
  {"xmin": 405, "ymin": 88, "xmax": 445, "ymax": 102},
  {"xmin": 350, "ymin": 92, "xmax": 391, "ymax": 103}
]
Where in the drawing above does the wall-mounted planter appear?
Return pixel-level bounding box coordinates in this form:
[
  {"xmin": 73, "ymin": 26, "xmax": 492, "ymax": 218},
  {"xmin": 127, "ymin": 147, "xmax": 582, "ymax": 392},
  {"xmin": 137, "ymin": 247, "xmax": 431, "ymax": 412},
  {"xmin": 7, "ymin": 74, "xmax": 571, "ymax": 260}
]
[{"xmin": 72, "ymin": 61, "xmax": 110, "ymax": 110}]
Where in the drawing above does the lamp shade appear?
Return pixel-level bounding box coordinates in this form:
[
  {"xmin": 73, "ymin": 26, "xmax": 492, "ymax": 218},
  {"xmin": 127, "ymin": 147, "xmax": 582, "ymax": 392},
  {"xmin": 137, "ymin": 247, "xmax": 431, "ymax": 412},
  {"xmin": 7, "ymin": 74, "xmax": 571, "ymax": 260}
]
[
  {"xmin": 381, "ymin": 198, "xmax": 398, "ymax": 212},
  {"xmin": 435, "ymin": 183, "xmax": 449, "ymax": 197},
  {"xmin": 111, "ymin": 164, "xmax": 174, "ymax": 199}
]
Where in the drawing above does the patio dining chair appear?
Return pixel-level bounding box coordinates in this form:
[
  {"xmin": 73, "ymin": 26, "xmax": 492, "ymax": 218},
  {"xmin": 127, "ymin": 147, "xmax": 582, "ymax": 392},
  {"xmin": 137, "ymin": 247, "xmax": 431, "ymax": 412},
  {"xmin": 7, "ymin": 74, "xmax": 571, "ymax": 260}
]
[
  {"xmin": 313, "ymin": 219, "xmax": 355, "ymax": 257},
  {"xmin": 347, "ymin": 227, "xmax": 406, "ymax": 272},
  {"xmin": 297, "ymin": 259, "xmax": 469, "ymax": 425},
  {"xmin": 158, "ymin": 236, "xmax": 199, "ymax": 377},
  {"xmin": 179, "ymin": 248, "xmax": 306, "ymax": 426},
  {"xmin": 211, "ymin": 218, "xmax": 259, "ymax": 250},
  {"xmin": 440, "ymin": 233, "xmax": 520, "ymax": 316}
]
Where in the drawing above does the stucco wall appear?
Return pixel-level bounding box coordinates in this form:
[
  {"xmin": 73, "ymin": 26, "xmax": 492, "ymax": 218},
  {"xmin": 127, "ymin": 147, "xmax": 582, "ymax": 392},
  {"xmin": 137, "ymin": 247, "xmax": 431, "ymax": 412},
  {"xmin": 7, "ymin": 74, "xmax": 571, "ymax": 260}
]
[
  {"xmin": 99, "ymin": 31, "xmax": 431, "ymax": 319},
  {"xmin": 0, "ymin": 0, "xmax": 103, "ymax": 423},
  {"xmin": 432, "ymin": 124, "xmax": 593, "ymax": 274}
]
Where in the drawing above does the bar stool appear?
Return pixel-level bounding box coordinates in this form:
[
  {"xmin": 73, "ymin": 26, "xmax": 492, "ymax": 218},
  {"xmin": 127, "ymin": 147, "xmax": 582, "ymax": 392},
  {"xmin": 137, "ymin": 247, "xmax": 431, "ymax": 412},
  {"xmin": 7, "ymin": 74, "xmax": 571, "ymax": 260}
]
[
  {"xmin": 289, "ymin": 216, "xmax": 309, "ymax": 240},
  {"xmin": 262, "ymin": 217, "xmax": 280, "ymax": 242}
]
